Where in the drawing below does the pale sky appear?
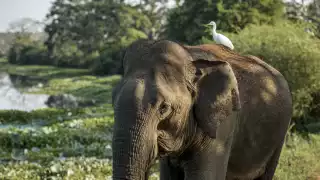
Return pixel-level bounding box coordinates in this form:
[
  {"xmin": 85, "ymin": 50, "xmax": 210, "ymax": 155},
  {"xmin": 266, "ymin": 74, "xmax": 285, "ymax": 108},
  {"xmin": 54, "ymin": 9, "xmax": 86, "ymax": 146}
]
[
  {"xmin": 0, "ymin": 0, "xmax": 313, "ymax": 32},
  {"xmin": 0, "ymin": 0, "xmax": 53, "ymax": 32}
]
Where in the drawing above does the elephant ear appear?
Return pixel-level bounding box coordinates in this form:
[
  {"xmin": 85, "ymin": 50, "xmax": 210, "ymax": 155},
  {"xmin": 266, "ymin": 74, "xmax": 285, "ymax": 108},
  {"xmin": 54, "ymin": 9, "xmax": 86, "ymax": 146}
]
[{"xmin": 187, "ymin": 59, "xmax": 241, "ymax": 139}]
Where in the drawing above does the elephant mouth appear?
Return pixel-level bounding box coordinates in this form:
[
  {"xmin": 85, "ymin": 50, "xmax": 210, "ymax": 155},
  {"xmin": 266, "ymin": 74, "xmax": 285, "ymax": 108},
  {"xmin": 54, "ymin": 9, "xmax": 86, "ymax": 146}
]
[
  {"xmin": 158, "ymin": 148, "xmax": 170, "ymax": 158},
  {"xmin": 157, "ymin": 142, "xmax": 172, "ymax": 158}
]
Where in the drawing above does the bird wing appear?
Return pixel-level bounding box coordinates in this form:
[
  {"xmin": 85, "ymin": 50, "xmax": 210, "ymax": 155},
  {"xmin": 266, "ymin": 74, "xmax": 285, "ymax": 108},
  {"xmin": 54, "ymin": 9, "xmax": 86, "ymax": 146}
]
[{"xmin": 216, "ymin": 34, "xmax": 234, "ymax": 50}]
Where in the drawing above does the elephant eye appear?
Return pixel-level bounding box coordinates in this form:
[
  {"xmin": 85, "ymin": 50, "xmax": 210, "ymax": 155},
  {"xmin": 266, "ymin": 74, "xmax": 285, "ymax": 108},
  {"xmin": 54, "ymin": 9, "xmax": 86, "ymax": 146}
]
[{"xmin": 158, "ymin": 102, "xmax": 173, "ymax": 119}]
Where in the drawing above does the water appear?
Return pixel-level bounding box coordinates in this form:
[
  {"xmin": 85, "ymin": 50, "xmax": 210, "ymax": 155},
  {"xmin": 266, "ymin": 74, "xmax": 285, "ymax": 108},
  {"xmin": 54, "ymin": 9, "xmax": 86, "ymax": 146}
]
[{"xmin": 0, "ymin": 72, "xmax": 49, "ymax": 112}]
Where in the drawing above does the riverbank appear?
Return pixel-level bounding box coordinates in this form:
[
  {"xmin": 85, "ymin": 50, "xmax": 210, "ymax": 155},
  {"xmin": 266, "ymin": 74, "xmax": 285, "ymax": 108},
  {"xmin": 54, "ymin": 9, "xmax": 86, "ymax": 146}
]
[{"xmin": 0, "ymin": 58, "xmax": 319, "ymax": 179}]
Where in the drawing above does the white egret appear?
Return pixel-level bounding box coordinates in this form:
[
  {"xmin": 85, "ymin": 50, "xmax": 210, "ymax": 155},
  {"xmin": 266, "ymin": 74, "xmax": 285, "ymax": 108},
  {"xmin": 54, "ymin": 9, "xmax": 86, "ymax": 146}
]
[{"xmin": 207, "ymin": 21, "xmax": 234, "ymax": 50}]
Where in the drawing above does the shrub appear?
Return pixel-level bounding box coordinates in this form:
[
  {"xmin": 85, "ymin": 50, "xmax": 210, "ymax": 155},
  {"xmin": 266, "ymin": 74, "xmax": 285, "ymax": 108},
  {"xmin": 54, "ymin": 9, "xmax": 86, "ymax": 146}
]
[
  {"xmin": 165, "ymin": 0, "xmax": 284, "ymax": 44},
  {"xmin": 50, "ymin": 42, "xmax": 85, "ymax": 68},
  {"xmin": 8, "ymin": 36, "xmax": 50, "ymax": 65},
  {"xmin": 0, "ymin": 108, "xmax": 86, "ymax": 124},
  {"xmin": 201, "ymin": 20, "xmax": 320, "ymax": 127},
  {"xmin": 90, "ymin": 48, "xmax": 124, "ymax": 75}
]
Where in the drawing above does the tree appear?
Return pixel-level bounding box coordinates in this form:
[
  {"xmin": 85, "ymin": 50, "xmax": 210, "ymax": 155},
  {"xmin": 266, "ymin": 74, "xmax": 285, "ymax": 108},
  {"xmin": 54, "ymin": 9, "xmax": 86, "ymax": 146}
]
[
  {"xmin": 7, "ymin": 18, "xmax": 43, "ymax": 34},
  {"xmin": 307, "ymin": 0, "xmax": 320, "ymax": 37},
  {"xmin": 44, "ymin": 0, "xmax": 118, "ymax": 57},
  {"xmin": 5, "ymin": 18, "xmax": 48, "ymax": 65},
  {"xmin": 44, "ymin": 0, "xmax": 164, "ymax": 72},
  {"xmin": 284, "ymin": 0, "xmax": 320, "ymax": 38},
  {"xmin": 7, "ymin": 18, "xmax": 46, "ymax": 42},
  {"xmin": 165, "ymin": 0, "xmax": 285, "ymax": 44},
  {"xmin": 130, "ymin": 0, "xmax": 170, "ymax": 40}
]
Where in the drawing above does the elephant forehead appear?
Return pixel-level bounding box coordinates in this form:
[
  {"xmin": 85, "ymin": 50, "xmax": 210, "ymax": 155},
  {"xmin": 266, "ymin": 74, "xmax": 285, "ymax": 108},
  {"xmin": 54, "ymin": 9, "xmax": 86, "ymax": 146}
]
[
  {"xmin": 151, "ymin": 40, "xmax": 192, "ymax": 64},
  {"xmin": 154, "ymin": 74, "xmax": 190, "ymax": 103}
]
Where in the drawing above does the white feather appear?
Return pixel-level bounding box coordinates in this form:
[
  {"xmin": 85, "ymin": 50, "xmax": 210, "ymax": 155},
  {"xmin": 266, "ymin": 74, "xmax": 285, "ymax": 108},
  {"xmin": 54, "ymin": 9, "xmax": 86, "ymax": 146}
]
[
  {"xmin": 207, "ymin": 21, "xmax": 234, "ymax": 50},
  {"xmin": 214, "ymin": 33, "xmax": 234, "ymax": 50}
]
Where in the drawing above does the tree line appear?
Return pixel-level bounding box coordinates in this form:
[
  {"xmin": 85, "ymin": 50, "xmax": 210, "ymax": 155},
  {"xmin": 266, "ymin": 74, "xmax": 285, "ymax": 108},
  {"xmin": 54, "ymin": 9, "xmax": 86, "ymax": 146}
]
[
  {"xmin": 2, "ymin": 0, "xmax": 320, "ymax": 130},
  {"xmin": 3, "ymin": 0, "xmax": 318, "ymax": 72}
]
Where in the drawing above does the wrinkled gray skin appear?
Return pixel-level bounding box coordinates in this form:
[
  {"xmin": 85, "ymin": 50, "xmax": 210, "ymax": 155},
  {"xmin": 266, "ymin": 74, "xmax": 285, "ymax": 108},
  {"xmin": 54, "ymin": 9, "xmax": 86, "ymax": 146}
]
[{"xmin": 111, "ymin": 39, "xmax": 292, "ymax": 180}]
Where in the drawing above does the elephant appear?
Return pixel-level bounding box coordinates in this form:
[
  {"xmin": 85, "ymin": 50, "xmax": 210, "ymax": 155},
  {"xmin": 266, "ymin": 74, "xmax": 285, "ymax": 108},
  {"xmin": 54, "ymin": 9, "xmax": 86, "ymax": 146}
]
[{"xmin": 111, "ymin": 39, "xmax": 293, "ymax": 180}]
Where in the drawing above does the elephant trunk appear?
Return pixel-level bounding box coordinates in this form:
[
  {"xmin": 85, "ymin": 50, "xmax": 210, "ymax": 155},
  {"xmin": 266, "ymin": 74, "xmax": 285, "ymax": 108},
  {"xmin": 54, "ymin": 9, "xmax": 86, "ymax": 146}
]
[
  {"xmin": 112, "ymin": 119, "xmax": 154, "ymax": 180},
  {"xmin": 112, "ymin": 80, "xmax": 157, "ymax": 179}
]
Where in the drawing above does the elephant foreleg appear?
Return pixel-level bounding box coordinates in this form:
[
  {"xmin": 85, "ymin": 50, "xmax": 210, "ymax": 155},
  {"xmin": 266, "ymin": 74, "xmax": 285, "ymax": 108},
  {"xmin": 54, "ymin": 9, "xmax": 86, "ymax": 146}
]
[
  {"xmin": 182, "ymin": 113, "xmax": 236, "ymax": 180},
  {"xmin": 182, "ymin": 145, "xmax": 229, "ymax": 180},
  {"xmin": 254, "ymin": 139, "xmax": 286, "ymax": 180},
  {"xmin": 160, "ymin": 157, "xmax": 184, "ymax": 180}
]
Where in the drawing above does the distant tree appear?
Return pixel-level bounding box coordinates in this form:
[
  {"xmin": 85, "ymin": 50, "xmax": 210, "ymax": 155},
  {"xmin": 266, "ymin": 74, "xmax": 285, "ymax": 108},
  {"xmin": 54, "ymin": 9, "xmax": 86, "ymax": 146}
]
[
  {"xmin": 7, "ymin": 18, "xmax": 43, "ymax": 34},
  {"xmin": 307, "ymin": 0, "xmax": 320, "ymax": 37},
  {"xmin": 131, "ymin": 0, "xmax": 170, "ymax": 40},
  {"xmin": 284, "ymin": 0, "xmax": 320, "ymax": 38},
  {"xmin": 5, "ymin": 18, "xmax": 48, "ymax": 64},
  {"xmin": 7, "ymin": 18, "xmax": 45, "ymax": 42},
  {"xmin": 165, "ymin": 0, "xmax": 285, "ymax": 44},
  {"xmin": 44, "ymin": 0, "xmax": 168, "ymax": 72},
  {"xmin": 0, "ymin": 32, "xmax": 16, "ymax": 57}
]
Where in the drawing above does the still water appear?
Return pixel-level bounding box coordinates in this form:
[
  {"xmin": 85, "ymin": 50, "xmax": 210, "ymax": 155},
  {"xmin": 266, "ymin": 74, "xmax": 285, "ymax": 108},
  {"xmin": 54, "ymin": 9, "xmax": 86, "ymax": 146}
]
[{"xmin": 0, "ymin": 72, "xmax": 49, "ymax": 111}]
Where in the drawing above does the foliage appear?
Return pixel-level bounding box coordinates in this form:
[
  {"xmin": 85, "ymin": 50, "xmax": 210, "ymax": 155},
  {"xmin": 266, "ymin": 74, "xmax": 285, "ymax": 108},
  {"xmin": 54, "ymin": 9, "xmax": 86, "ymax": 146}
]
[
  {"xmin": 274, "ymin": 133, "xmax": 320, "ymax": 180},
  {"xmin": 44, "ymin": 0, "xmax": 167, "ymax": 74},
  {"xmin": 165, "ymin": 0, "xmax": 284, "ymax": 44},
  {"xmin": 0, "ymin": 57, "xmax": 6, "ymax": 63},
  {"xmin": 0, "ymin": 32, "xmax": 17, "ymax": 57},
  {"xmin": 0, "ymin": 157, "xmax": 113, "ymax": 179},
  {"xmin": 130, "ymin": 0, "xmax": 170, "ymax": 40},
  {"xmin": 1, "ymin": 1, "xmax": 320, "ymax": 178},
  {"xmin": 0, "ymin": 108, "xmax": 86, "ymax": 124},
  {"xmin": 284, "ymin": 0, "xmax": 320, "ymax": 38},
  {"xmin": 0, "ymin": 62, "xmax": 319, "ymax": 179},
  {"xmin": 7, "ymin": 18, "xmax": 43, "ymax": 34},
  {"xmin": 0, "ymin": 62, "xmax": 158, "ymax": 179},
  {"xmin": 307, "ymin": 0, "xmax": 320, "ymax": 38},
  {"xmin": 5, "ymin": 17, "xmax": 48, "ymax": 65},
  {"xmin": 7, "ymin": 35, "xmax": 50, "ymax": 65},
  {"xmin": 201, "ymin": 21, "xmax": 320, "ymax": 126},
  {"xmin": 0, "ymin": 62, "xmax": 89, "ymax": 88}
]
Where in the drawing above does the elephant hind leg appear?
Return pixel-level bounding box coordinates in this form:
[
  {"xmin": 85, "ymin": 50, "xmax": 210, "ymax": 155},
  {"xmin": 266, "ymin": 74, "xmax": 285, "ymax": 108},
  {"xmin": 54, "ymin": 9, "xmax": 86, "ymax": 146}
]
[
  {"xmin": 160, "ymin": 157, "xmax": 184, "ymax": 180},
  {"xmin": 253, "ymin": 143, "xmax": 285, "ymax": 180}
]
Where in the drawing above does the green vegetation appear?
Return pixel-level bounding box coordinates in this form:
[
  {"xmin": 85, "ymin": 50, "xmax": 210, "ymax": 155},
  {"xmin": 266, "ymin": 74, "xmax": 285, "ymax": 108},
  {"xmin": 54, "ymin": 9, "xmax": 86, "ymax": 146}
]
[
  {"xmin": 0, "ymin": 60, "xmax": 318, "ymax": 179},
  {"xmin": 5, "ymin": 0, "xmax": 168, "ymax": 74},
  {"xmin": 0, "ymin": 60, "xmax": 89, "ymax": 79},
  {"xmin": 8, "ymin": 35, "xmax": 49, "ymax": 66},
  {"xmin": 275, "ymin": 133, "xmax": 320, "ymax": 180},
  {"xmin": 165, "ymin": 0, "xmax": 284, "ymax": 44},
  {"xmin": 0, "ymin": 0, "xmax": 319, "ymax": 179},
  {"xmin": 9, "ymin": 0, "xmax": 319, "ymax": 74},
  {"xmin": 0, "ymin": 60, "xmax": 167, "ymax": 179},
  {"xmin": 201, "ymin": 21, "xmax": 320, "ymax": 129}
]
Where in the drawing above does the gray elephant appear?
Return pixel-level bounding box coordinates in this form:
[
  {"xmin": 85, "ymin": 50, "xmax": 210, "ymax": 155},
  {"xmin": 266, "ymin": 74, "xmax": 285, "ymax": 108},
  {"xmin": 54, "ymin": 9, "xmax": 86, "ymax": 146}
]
[{"xmin": 111, "ymin": 39, "xmax": 292, "ymax": 180}]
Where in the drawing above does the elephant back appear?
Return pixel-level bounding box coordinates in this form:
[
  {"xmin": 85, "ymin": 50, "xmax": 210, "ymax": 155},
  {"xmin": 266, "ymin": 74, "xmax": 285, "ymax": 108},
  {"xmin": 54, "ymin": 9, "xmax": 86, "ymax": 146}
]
[{"xmin": 185, "ymin": 44, "xmax": 240, "ymax": 61}]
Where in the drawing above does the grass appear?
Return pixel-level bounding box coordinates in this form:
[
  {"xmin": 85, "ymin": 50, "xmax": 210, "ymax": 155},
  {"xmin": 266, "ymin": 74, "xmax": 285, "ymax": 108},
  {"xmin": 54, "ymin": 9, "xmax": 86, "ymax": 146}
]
[
  {"xmin": 0, "ymin": 59, "xmax": 319, "ymax": 179},
  {"xmin": 275, "ymin": 133, "xmax": 320, "ymax": 180},
  {"xmin": 0, "ymin": 58, "xmax": 90, "ymax": 80}
]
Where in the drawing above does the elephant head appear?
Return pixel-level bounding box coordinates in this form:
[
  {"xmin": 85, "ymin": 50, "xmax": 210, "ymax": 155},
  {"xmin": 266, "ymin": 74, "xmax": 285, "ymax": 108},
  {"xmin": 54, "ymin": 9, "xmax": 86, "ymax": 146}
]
[{"xmin": 111, "ymin": 39, "xmax": 241, "ymax": 179}]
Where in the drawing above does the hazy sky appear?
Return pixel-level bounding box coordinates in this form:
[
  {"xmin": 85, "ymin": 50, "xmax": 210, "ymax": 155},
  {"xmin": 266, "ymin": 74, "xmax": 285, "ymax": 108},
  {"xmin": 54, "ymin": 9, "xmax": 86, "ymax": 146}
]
[
  {"xmin": 0, "ymin": 0, "xmax": 53, "ymax": 32},
  {"xmin": 0, "ymin": 0, "xmax": 313, "ymax": 32}
]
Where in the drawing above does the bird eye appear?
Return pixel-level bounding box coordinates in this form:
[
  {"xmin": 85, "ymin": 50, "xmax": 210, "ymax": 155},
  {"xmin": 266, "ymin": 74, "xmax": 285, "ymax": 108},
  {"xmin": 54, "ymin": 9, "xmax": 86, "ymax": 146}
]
[{"xmin": 159, "ymin": 102, "xmax": 172, "ymax": 119}]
